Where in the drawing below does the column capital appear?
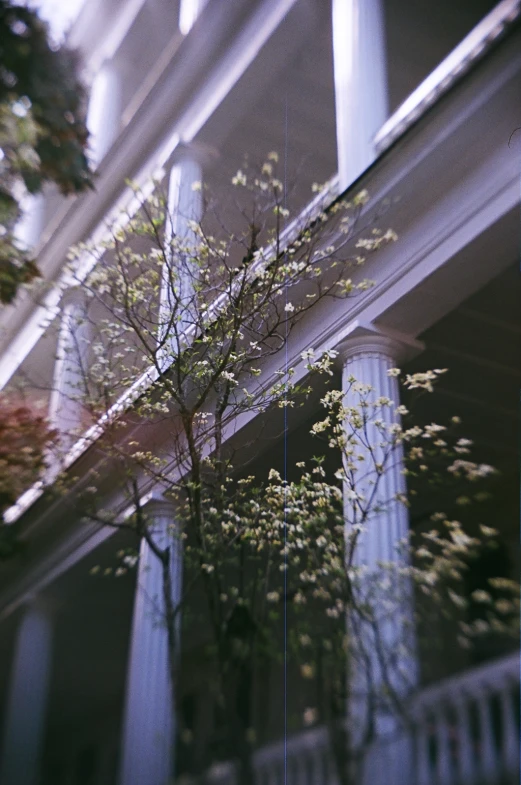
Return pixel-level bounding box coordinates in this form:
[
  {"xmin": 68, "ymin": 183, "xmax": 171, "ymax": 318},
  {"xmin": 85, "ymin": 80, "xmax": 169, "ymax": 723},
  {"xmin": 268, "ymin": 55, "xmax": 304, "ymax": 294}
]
[
  {"xmin": 21, "ymin": 594, "xmax": 58, "ymax": 618},
  {"xmin": 143, "ymin": 490, "xmax": 177, "ymax": 519},
  {"xmin": 59, "ymin": 285, "xmax": 88, "ymax": 310},
  {"xmin": 169, "ymin": 140, "xmax": 218, "ymax": 170},
  {"xmin": 335, "ymin": 321, "xmax": 424, "ymax": 366}
]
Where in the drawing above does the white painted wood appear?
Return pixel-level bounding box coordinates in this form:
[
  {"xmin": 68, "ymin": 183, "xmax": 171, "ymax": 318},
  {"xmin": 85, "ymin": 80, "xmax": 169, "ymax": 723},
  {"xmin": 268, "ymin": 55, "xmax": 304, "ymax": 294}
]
[
  {"xmin": 87, "ymin": 0, "xmax": 148, "ymax": 72},
  {"xmin": 118, "ymin": 498, "xmax": 182, "ymax": 785},
  {"xmin": 0, "ymin": 603, "xmax": 53, "ymax": 785},
  {"xmin": 87, "ymin": 63, "xmax": 122, "ymax": 167},
  {"xmin": 179, "ymin": 0, "xmax": 209, "ymax": 35},
  {"xmin": 453, "ymin": 696, "xmax": 476, "ymax": 784},
  {"xmin": 13, "ymin": 194, "xmax": 44, "ymax": 251},
  {"xmin": 476, "ymin": 692, "xmax": 497, "ymax": 781},
  {"xmin": 415, "ymin": 716, "xmax": 432, "ymax": 785},
  {"xmin": 340, "ymin": 328, "xmax": 419, "ymax": 770},
  {"xmin": 173, "ymin": 652, "xmax": 519, "ymax": 785},
  {"xmin": 499, "ymin": 684, "xmax": 519, "ymax": 774},
  {"xmin": 49, "ymin": 289, "xmax": 91, "ymax": 455},
  {"xmin": 413, "ymin": 652, "xmax": 519, "ymax": 711},
  {"xmin": 162, "ymin": 154, "xmax": 203, "ymax": 339},
  {"xmin": 1, "ymin": 8, "xmax": 519, "ymax": 400},
  {"xmin": 332, "ymin": 0, "xmax": 388, "ymax": 191},
  {"xmin": 434, "ymin": 706, "xmax": 453, "ymax": 785},
  {"xmin": 412, "ymin": 654, "xmax": 520, "ymax": 785},
  {"xmin": 375, "ymin": 0, "xmax": 521, "ymax": 153}
]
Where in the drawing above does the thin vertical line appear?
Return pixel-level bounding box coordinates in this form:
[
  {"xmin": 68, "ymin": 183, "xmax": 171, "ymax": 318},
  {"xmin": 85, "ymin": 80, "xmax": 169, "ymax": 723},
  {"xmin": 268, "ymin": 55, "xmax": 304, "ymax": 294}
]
[{"xmin": 283, "ymin": 91, "xmax": 289, "ymax": 785}]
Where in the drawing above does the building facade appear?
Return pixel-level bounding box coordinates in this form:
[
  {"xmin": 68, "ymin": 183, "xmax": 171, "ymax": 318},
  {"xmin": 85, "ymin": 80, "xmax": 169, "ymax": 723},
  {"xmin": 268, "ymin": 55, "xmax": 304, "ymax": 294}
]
[{"xmin": 0, "ymin": 1, "xmax": 519, "ymax": 783}]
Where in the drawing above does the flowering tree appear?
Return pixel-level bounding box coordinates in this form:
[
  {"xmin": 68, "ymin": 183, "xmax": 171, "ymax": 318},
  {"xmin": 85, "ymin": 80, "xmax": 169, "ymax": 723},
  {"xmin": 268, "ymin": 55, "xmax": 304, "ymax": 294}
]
[
  {"xmin": 170, "ymin": 365, "xmax": 518, "ymax": 785},
  {"xmin": 273, "ymin": 366, "xmax": 518, "ymax": 785},
  {"xmin": 45, "ymin": 157, "xmax": 518, "ymax": 784}
]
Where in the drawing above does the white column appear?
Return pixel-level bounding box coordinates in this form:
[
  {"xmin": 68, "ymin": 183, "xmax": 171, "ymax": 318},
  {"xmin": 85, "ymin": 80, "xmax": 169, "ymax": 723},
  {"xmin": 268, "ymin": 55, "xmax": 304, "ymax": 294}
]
[
  {"xmin": 14, "ymin": 194, "xmax": 44, "ymax": 251},
  {"xmin": 0, "ymin": 602, "xmax": 53, "ymax": 785},
  {"xmin": 341, "ymin": 334, "xmax": 412, "ymax": 570},
  {"xmin": 332, "ymin": 0, "xmax": 388, "ymax": 191},
  {"xmin": 119, "ymin": 497, "xmax": 183, "ymax": 785},
  {"xmin": 339, "ymin": 325, "xmax": 422, "ymax": 784},
  {"xmin": 160, "ymin": 153, "xmax": 203, "ymax": 352},
  {"xmin": 86, "ymin": 62, "xmax": 122, "ymax": 167},
  {"xmin": 167, "ymin": 154, "xmax": 202, "ymax": 253},
  {"xmin": 179, "ymin": 0, "xmax": 210, "ymax": 35},
  {"xmin": 49, "ymin": 289, "xmax": 90, "ymax": 455}
]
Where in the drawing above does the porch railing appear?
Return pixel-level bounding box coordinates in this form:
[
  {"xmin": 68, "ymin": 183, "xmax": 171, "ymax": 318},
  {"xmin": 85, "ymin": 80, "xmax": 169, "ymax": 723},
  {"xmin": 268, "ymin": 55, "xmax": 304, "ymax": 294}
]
[
  {"xmin": 196, "ymin": 651, "xmax": 520, "ymax": 785},
  {"xmin": 374, "ymin": 0, "xmax": 521, "ymax": 154},
  {"xmin": 411, "ymin": 650, "xmax": 520, "ymax": 785}
]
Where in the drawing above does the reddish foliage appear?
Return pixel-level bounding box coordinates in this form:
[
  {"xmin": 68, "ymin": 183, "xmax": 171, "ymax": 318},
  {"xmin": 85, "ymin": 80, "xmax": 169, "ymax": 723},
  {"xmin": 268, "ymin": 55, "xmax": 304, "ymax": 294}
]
[{"xmin": 0, "ymin": 398, "xmax": 55, "ymax": 516}]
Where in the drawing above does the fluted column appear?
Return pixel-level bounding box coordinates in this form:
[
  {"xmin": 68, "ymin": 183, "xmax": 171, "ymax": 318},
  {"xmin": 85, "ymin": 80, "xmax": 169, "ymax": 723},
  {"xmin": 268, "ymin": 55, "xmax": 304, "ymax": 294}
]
[
  {"xmin": 0, "ymin": 601, "xmax": 53, "ymax": 785},
  {"xmin": 86, "ymin": 62, "xmax": 121, "ymax": 167},
  {"xmin": 49, "ymin": 289, "xmax": 90, "ymax": 455},
  {"xmin": 339, "ymin": 325, "xmax": 422, "ymax": 784},
  {"xmin": 118, "ymin": 497, "xmax": 183, "ymax": 785},
  {"xmin": 160, "ymin": 153, "xmax": 203, "ymax": 353},
  {"xmin": 341, "ymin": 334, "xmax": 411, "ymax": 571},
  {"xmin": 332, "ymin": 0, "xmax": 388, "ymax": 191}
]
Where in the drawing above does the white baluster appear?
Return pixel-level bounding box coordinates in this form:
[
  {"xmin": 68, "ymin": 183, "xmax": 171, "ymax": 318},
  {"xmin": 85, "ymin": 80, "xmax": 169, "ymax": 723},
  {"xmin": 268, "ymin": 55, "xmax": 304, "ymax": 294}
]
[
  {"xmin": 476, "ymin": 691, "xmax": 497, "ymax": 782},
  {"xmin": 434, "ymin": 706, "xmax": 453, "ymax": 785},
  {"xmin": 499, "ymin": 683, "xmax": 519, "ymax": 775},
  {"xmin": 412, "ymin": 708, "xmax": 431, "ymax": 784},
  {"xmin": 453, "ymin": 695, "xmax": 476, "ymax": 784}
]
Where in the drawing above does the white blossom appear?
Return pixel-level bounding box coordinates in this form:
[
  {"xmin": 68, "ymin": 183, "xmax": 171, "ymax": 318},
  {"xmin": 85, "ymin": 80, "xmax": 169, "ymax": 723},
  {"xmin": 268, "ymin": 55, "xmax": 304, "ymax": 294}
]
[{"xmin": 303, "ymin": 707, "xmax": 318, "ymax": 726}]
